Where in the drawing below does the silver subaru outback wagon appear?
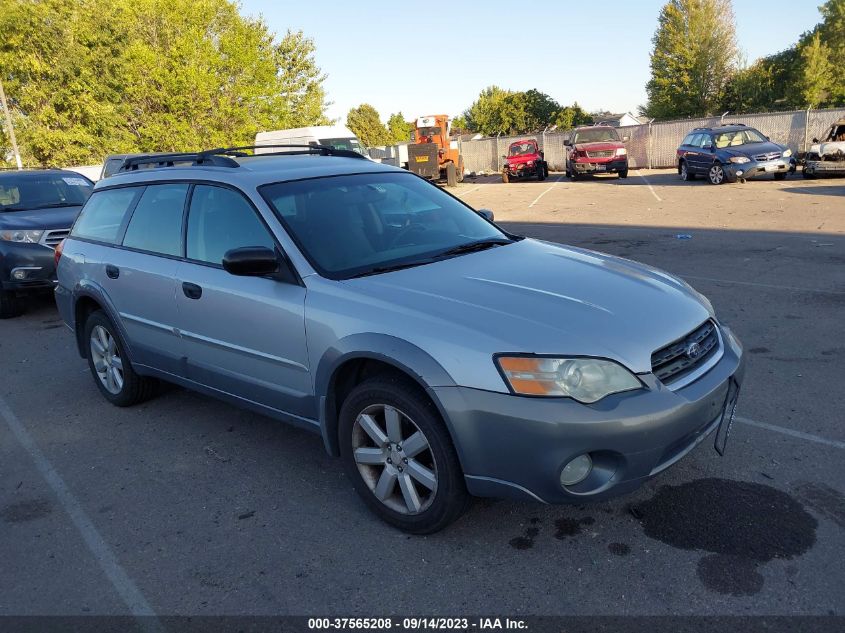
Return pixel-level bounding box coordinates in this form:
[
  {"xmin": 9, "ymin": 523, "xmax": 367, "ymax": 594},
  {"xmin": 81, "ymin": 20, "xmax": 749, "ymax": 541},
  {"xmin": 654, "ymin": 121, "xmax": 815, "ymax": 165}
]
[{"xmin": 55, "ymin": 146, "xmax": 745, "ymax": 533}]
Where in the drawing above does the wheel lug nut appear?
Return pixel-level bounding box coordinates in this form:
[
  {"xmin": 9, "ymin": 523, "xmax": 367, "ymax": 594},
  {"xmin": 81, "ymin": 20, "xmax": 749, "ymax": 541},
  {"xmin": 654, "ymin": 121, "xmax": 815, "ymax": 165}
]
[
  {"xmin": 386, "ymin": 457, "xmax": 392, "ymax": 464},
  {"xmin": 398, "ymin": 466, "xmax": 403, "ymax": 473},
  {"xmin": 403, "ymin": 458, "xmax": 408, "ymax": 464},
  {"xmin": 397, "ymin": 445, "xmax": 402, "ymax": 451}
]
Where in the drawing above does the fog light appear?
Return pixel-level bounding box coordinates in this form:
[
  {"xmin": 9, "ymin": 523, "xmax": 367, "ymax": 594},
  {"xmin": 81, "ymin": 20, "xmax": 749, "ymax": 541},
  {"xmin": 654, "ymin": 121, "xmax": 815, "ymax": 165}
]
[
  {"xmin": 560, "ymin": 454, "xmax": 593, "ymax": 487},
  {"xmin": 736, "ymin": 170, "xmax": 744, "ymax": 176},
  {"xmin": 12, "ymin": 269, "xmax": 28, "ymax": 280}
]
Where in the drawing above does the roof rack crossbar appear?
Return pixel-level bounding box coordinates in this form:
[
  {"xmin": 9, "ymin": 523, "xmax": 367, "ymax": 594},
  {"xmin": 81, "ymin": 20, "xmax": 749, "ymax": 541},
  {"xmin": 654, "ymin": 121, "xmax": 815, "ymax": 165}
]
[
  {"xmin": 216, "ymin": 144, "xmax": 369, "ymax": 160},
  {"xmin": 119, "ymin": 152, "xmax": 240, "ymax": 172},
  {"xmin": 116, "ymin": 143, "xmax": 368, "ymax": 173}
]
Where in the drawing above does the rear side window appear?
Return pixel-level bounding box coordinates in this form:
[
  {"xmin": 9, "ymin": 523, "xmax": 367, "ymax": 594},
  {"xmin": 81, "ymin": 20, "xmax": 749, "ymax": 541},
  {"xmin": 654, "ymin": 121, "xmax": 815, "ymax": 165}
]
[
  {"xmin": 186, "ymin": 185, "xmax": 275, "ymax": 265},
  {"xmin": 681, "ymin": 134, "xmax": 695, "ymax": 146},
  {"xmin": 71, "ymin": 188, "xmax": 139, "ymax": 243},
  {"xmin": 122, "ymin": 184, "xmax": 188, "ymax": 256}
]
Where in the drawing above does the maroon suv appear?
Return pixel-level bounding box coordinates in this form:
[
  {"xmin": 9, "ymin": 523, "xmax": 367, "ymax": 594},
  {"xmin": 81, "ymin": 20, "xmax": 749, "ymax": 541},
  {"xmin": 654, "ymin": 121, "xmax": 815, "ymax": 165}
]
[
  {"xmin": 565, "ymin": 126, "xmax": 629, "ymax": 179},
  {"xmin": 502, "ymin": 139, "xmax": 548, "ymax": 183}
]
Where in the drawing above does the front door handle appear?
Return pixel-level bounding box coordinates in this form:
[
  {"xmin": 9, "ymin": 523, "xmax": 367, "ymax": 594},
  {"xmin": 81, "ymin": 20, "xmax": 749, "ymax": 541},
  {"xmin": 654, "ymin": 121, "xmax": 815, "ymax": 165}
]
[
  {"xmin": 105, "ymin": 265, "xmax": 119, "ymax": 279},
  {"xmin": 182, "ymin": 281, "xmax": 202, "ymax": 300}
]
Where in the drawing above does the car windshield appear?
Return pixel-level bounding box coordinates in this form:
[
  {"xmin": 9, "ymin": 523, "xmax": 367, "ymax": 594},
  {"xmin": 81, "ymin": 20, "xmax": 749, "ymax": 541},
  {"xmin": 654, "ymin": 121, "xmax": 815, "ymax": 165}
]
[
  {"xmin": 573, "ymin": 128, "xmax": 620, "ymax": 144},
  {"xmin": 713, "ymin": 128, "xmax": 768, "ymax": 148},
  {"xmin": 0, "ymin": 172, "xmax": 93, "ymax": 212},
  {"xmin": 260, "ymin": 172, "xmax": 513, "ymax": 280},
  {"xmin": 508, "ymin": 142, "xmax": 536, "ymax": 156},
  {"xmin": 319, "ymin": 137, "xmax": 368, "ymax": 156}
]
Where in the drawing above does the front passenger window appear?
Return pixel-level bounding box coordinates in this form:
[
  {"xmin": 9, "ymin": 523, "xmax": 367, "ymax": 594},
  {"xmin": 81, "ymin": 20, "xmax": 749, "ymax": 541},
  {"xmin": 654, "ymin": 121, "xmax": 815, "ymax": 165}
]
[{"xmin": 186, "ymin": 185, "xmax": 275, "ymax": 265}]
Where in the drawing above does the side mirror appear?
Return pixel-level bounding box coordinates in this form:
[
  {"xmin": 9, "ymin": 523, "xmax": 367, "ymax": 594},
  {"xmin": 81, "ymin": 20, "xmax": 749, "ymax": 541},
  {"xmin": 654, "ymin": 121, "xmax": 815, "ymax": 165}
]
[
  {"xmin": 477, "ymin": 209, "xmax": 494, "ymax": 222},
  {"xmin": 222, "ymin": 246, "xmax": 279, "ymax": 276},
  {"xmin": 501, "ymin": 155, "xmax": 507, "ymax": 160},
  {"xmin": 766, "ymin": 135, "xmax": 770, "ymax": 141},
  {"xmin": 563, "ymin": 139, "xmax": 571, "ymax": 146},
  {"xmin": 812, "ymin": 137, "xmax": 819, "ymax": 143}
]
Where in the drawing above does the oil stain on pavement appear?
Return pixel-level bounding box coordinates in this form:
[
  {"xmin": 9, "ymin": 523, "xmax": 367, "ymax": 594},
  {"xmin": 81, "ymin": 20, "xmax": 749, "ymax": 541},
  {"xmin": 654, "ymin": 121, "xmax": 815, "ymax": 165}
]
[
  {"xmin": 0, "ymin": 498, "xmax": 53, "ymax": 523},
  {"xmin": 633, "ymin": 478, "xmax": 817, "ymax": 596}
]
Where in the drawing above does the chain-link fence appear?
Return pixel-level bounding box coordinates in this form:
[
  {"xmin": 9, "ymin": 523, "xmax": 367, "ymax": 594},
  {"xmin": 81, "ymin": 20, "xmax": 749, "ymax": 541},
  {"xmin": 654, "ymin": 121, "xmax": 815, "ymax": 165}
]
[{"xmin": 413, "ymin": 107, "xmax": 845, "ymax": 173}]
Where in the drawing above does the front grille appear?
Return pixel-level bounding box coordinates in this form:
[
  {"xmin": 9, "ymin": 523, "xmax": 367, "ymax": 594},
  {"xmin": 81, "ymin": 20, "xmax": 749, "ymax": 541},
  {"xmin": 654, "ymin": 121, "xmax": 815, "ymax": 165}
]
[
  {"xmin": 651, "ymin": 320, "xmax": 720, "ymax": 385},
  {"xmin": 753, "ymin": 151, "xmax": 781, "ymax": 162},
  {"xmin": 40, "ymin": 228, "xmax": 70, "ymax": 248},
  {"xmin": 586, "ymin": 150, "xmax": 613, "ymax": 158}
]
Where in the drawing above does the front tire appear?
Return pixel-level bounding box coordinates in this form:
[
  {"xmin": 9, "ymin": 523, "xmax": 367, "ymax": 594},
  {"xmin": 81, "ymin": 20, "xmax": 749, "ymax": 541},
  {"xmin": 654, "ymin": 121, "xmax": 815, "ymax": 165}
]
[
  {"xmin": 0, "ymin": 290, "xmax": 24, "ymax": 319},
  {"xmin": 339, "ymin": 376, "xmax": 469, "ymax": 534},
  {"xmin": 84, "ymin": 310, "xmax": 157, "ymax": 406},
  {"xmin": 536, "ymin": 163, "xmax": 546, "ymax": 181},
  {"xmin": 708, "ymin": 162, "xmax": 727, "ymax": 185},
  {"xmin": 618, "ymin": 168, "xmax": 628, "ymax": 179}
]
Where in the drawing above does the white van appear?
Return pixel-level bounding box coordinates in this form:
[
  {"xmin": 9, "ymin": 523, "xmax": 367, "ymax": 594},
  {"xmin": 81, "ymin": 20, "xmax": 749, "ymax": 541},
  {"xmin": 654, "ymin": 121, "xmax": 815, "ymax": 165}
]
[{"xmin": 254, "ymin": 125, "xmax": 368, "ymax": 156}]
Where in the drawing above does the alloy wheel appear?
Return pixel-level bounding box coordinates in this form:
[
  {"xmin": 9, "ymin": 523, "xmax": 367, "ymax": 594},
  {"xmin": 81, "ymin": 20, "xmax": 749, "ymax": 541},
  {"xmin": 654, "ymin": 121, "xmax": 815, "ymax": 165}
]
[
  {"xmin": 681, "ymin": 163, "xmax": 689, "ymax": 181},
  {"xmin": 351, "ymin": 403, "xmax": 438, "ymax": 514},
  {"xmin": 709, "ymin": 164, "xmax": 725, "ymax": 185},
  {"xmin": 90, "ymin": 325, "xmax": 124, "ymax": 394}
]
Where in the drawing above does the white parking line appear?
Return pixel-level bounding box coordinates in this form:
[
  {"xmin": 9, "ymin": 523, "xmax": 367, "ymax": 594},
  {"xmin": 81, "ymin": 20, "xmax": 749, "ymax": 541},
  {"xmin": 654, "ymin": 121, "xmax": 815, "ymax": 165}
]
[
  {"xmin": 528, "ymin": 176, "xmax": 564, "ymax": 208},
  {"xmin": 737, "ymin": 416, "xmax": 845, "ymax": 450},
  {"xmin": 635, "ymin": 170, "xmax": 663, "ymax": 202},
  {"xmin": 0, "ymin": 396, "xmax": 162, "ymax": 631},
  {"xmin": 455, "ymin": 184, "xmax": 484, "ymax": 197}
]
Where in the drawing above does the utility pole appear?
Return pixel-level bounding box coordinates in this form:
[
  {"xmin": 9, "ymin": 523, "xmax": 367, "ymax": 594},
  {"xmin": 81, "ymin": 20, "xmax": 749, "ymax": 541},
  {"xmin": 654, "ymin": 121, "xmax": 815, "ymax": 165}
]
[{"xmin": 0, "ymin": 79, "xmax": 23, "ymax": 170}]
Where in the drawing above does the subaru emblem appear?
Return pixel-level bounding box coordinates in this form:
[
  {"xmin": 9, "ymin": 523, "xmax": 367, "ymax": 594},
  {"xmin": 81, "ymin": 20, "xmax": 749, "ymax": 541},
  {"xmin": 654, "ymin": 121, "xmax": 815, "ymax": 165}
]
[{"xmin": 686, "ymin": 342, "xmax": 702, "ymax": 359}]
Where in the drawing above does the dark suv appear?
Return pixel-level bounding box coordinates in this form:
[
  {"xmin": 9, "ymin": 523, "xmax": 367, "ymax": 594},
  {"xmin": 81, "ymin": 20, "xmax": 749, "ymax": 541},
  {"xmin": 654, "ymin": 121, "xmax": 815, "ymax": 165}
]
[
  {"xmin": 677, "ymin": 124, "xmax": 794, "ymax": 184},
  {"xmin": 0, "ymin": 169, "xmax": 93, "ymax": 317}
]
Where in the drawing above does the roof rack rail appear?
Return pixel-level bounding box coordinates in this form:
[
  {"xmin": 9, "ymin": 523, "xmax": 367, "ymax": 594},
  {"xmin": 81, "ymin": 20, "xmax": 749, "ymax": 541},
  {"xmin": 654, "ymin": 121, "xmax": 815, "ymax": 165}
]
[{"xmin": 117, "ymin": 143, "xmax": 368, "ymax": 173}]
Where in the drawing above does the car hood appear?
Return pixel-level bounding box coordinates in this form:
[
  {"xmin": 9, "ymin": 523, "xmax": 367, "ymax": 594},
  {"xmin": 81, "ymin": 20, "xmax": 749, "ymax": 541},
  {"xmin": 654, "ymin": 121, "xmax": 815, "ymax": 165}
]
[
  {"xmin": 723, "ymin": 141, "xmax": 784, "ymax": 158},
  {"xmin": 506, "ymin": 153, "xmax": 540, "ymax": 165},
  {"xmin": 0, "ymin": 205, "xmax": 82, "ymax": 230},
  {"xmin": 573, "ymin": 141, "xmax": 622, "ymax": 152},
  {"xmin": 346, "ymin": 238, "xmax": 712, "ymax": 374},
  {"xmin": 811, "ymin": 141, "xmax": 845, "ymax": 157}
]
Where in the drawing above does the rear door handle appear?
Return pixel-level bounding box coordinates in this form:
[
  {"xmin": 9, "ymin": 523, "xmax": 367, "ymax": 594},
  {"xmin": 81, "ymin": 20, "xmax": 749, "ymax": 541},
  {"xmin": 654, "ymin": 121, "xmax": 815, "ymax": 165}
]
[
  {"xmin": 182, "ymin": 281, "xmax": 202, "ymax": 300},
  {"xmin": 105, "ymin": 265, "xmax": 119, "ymax": 279}
]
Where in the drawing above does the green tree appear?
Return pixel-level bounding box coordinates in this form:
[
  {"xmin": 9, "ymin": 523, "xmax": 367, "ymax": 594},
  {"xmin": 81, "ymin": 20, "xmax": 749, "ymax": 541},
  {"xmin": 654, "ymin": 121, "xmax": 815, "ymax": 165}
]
[
  {"xmin": 553, "ymin": 103, "xmax": 592, "ymax": 130},
  {"xmin": 817, "ymin": 0, "xmax": 845, "ymax": 103},
  {"xmin": 643, "ymin": 0, "xmax": 738, "ymax": 119},
  {"xmin": 792, "ymin": 32, "xmax": 833, "ymax": 108},
  {"xmin": 346, "ymin": 104, "xmax": 390, "ymax": 147},
  {"xmin": 462, "ymin": 86, "xmax": 567, "ymax": 135},
  {"xmin": 0, "ymin": 0, "xmax": 330, "ymax": 166},
  {"xmin": 386, "ymin": 112, "xmax": 413, "ymax": 143}
]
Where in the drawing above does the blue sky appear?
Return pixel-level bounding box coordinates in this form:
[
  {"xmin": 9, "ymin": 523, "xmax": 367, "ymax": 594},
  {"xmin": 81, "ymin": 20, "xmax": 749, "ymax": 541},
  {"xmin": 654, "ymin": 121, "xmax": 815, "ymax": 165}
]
[{"xmin": 239, "ymin": 0, "xmax": 824, "ymax": 122}]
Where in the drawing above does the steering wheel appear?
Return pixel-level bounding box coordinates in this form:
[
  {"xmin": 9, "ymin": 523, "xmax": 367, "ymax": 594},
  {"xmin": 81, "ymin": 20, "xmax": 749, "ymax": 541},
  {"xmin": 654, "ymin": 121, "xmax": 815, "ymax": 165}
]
[{"xmin": 390, "ymin": 222, "xmax": 428, "ymax": 247}]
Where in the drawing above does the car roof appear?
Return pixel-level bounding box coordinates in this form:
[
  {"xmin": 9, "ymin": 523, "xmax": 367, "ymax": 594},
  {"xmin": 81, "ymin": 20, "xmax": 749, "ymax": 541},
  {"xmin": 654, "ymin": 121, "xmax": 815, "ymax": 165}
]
[
  {"xmin": 0, "ymin": 168, "xmax": 83, "ymax": 179},
  {"xmin": 94, "ymin": 154, "xmax": 400, "ymax": 190}
]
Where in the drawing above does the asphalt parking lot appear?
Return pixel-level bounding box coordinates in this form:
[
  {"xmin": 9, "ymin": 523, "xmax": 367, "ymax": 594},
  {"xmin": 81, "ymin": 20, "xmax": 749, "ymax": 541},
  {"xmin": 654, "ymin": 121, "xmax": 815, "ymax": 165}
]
[{"xmin": 1, "ymin": 169, "xmax": 843, "ymax": 617}]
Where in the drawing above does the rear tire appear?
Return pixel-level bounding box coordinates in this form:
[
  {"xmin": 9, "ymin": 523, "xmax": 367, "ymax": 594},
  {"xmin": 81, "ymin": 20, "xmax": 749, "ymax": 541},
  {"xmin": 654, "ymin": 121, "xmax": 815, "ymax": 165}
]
[
  {"xmin": 84, "ymin": 310, "xmax": 157, "ymax": 407},
  {"xmin": 0, "ymin": 290, "xmax": 24, "ymax": 319},
  {"xmin": 802, "ymin": 169, "xmax": 816, "ymax": 179},
  {"xmin": 456, "ymin": 157, "xmax": 465, "ymax": 183},
  {"xmin": 680, "ymin": 161, "xmax": 695, "ymax": 181},
  {"xmin": 537, "ymin": 163, "xmax": 546, "ymax": 181},
  {"xmin": 339, "ymin": 376, "xmax": 469, "ymax": 534}
]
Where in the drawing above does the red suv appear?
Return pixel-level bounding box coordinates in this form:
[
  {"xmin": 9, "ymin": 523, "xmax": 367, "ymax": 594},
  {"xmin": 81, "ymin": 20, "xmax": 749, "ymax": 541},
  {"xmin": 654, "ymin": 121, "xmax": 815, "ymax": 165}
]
[
  {"xmin": 565, "ymin": 126, "xmax": 629, "ymax": 180},
  {"xmin": 502, "ymin": 139, "xmax": 548, "ymax": 183}
]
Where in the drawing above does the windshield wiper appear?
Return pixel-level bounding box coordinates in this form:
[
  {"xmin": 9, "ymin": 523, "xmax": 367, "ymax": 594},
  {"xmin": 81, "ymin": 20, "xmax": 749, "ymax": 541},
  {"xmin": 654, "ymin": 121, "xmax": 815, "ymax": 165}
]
[
  {"xmin": 437, "ymin": 238, "xmax": 513, "ymax": 258},
  {"xmin": 34, "ymin": 202, "xmax": 80, "ymax": 209},
  {"xmin": 350, "ymin": 259, "xmax": 437, "ymax": 278}
]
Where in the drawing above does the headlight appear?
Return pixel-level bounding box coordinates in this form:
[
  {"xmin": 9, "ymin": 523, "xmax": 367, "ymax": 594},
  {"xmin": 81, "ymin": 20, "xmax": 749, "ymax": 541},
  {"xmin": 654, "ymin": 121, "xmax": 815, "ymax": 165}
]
[
  {"xmin": 496, "ymin": 356, "xmax": 642, "ymax": 403},
  {"xmin": 728, "ymin": 156, "xmax": 750, "ymax": 164},
  {"xmin": 0, "ymin": 229, "xmax": 44, "ymax": 243},
  {"xmin": 782, "ymin": 149, "xmax": 793, "ymax": 158},
  {"xmin": 526, "ymin": 160, "xmax": 534, "ymax": 166},
  {"xmin": 615, "ymin": 148, "xmax": 627, "ymax": 156}
]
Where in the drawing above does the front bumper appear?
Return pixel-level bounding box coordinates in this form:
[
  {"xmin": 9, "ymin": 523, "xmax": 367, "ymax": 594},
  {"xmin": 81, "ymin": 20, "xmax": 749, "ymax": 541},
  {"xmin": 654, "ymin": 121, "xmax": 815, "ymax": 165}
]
[
  {"xmin": 804, "ymin": 160, "xmax": 845, "ymax": 176},
  {"xmin": 726, "ymin": 158, "xmax": 791, "ymax": 180},
  {"xmin": 0, "ymin": 242, "xmax": 58, "ymax": 292},
  {"xmin": 435, "ymin": 326, "xmax": 745, "ymax": 504},
  {"xmin": 572, "ymin": 158, "xmax": 627, "ymax": 174},
  {"xmin": 504, "ymin": 163, "xmax": 541, "ymax": 178}
]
